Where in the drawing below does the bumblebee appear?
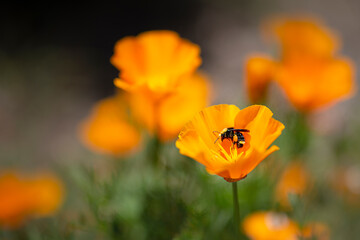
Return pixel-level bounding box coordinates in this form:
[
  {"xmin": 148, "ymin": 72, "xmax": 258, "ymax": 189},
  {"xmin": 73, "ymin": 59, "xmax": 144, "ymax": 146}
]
[{"xmin": 213, "ymin": 127, "xmax": 250, "ymax": 148}]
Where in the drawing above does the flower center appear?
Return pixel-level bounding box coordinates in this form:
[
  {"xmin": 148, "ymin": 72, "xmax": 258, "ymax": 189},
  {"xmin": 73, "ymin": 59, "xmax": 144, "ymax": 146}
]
[
  {"xmin": 265, "ymin": 213, "xmax": 290, "ymax": 230},
  {"xmin": 218, "ymin": 139, "xmax": 247, "ymax": 161}
]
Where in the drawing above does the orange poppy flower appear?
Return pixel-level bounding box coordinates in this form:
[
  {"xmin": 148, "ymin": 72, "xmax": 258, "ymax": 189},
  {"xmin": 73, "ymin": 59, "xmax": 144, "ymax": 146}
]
[
  {"xmin": 111, "ymin": 30, "xmax": 201, "ymax": 94},
  {"xmin": 275, "ymin": 162, "xmax": 309, "ymax": 208},
  {"xmin": 111, "ymin": 30, "xmax": 211, "ymax": 141},
  {"xmin": 128, "ymin": 72, "xmax": 210, "ymax": 141},
  {"xmin": 242, "ymin": 211, "xmax": 299, "ymax": 240},
  {"xmin": 0, "ymin": 172, "xmax": 64, "ymax": 228},
  {"xmin": 176, "ymin": 104, "xmax": 284, "ymax": 182},
  {"xmin": 268, "ymin": 17, "xmax": 339, "ymax": 60},
  {"xmin": 275, "ymin": 56, "xmax": 355, "ymax": 112},
  {"xmin": 245, "ymin": 55, "xmax": 275, "ymax": 103},
  {"xmin": 302, "ymin": 222, "xmax": 330, "ymax": 240},
  {"xmin": 30, "ymin": 175, "xmax": 64, "ymax": 216},
  {"xmin": 258, "ymin": 17, "xmax": 356, "ymax": 112},
  {"xmin": 79, "ymin": 94, "xmax": 141, "ymax": 155}
]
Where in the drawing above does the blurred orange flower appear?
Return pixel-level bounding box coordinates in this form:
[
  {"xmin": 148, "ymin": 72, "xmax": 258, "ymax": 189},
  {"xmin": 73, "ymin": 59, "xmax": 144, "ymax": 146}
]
[
  {"xmin": 128, "ymin": 72, "xmax": 210, "ymax": 141},
  {"xmin": 242, "ymin": 211, "xmax": 299, "ymax": 240},
  {"xmin": 276, "ymin": 162, "xmax": 309, "ymax": 208},
  {"xmin": 79, "ymin": 94, "xmax": 141, "ymax": 155},
  {"xmin": 176, "ymin": 104, "xmax": 284, "ymax": 182},
  {"xmin": 0, "ymin": 172, "xmax": 64, "ymax": 228},
  {"xmin": 245, "ymin": 55, "xmax": 275, "ymax": 104},
  {"xmin": 251, "ymin": 17, "xmax": 356, "ymax": 112},
  {"xmin": 111, "ymin": 30, "xmax": 201, "ymax": 93},
  {"xmin": 268, "ymin": 18, "xmax": 339, "ymax": 60},
  {"xmin": 111, "ymin": 30, "xmax": 211, "ymax": 141},
  {"xmin": 275, "ymin": 56, "xmax": 355, "ymax": 112},
  {"xmin": 302, "ymin": 222, "xmax": 330, "ymax": 240}
]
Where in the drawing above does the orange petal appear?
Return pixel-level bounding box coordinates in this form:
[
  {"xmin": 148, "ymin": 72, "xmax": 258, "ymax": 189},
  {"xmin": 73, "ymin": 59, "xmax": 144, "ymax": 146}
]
[
  {"xmin": 313, "ymin": 57, "xmax": 355, "ymax": 109},
  {"xmin": 111, "ymin": 30, "xmax": 201, "ymax": 93},
  {"xmin": 275, "ymin": 57, "xmax": 356, "ymax": 112},
  {"xmin": 183, "ymin": 104, "xmax": 240, "ymax": 148},
  {"xmin": 276, "ymin": 162, "xmax": 309, "ymax": 208},
  {"xmin": 225, "ymin": 145, "xmax": 280, "ymax": 179},
  {"xmin": 245, "ymin": 55, "xmax": 275, "ymax": 103},
  {"xmin": 157, "ymin": 72, "xmax": 211, "ymax": 141},
  {"xmin": 176, "ymin": 104, "xmax": 240, "ymax": 171},
  {"xmin": 113, "ymin": 78, "xmax": 135, "ymax": 92},
  {"xmin": 266, "ymin": 17, "xmax": 339, "ymax": 60},
  {"xmin": 0, "ymin": 172, "xmax": 64, "ymax": 228},
  {"xmin": 79, "ymin": 94, "xmax": 141, "ymax": 155},
  {"xmin": 234, "ymin": 105, "xmax": 285, "ymax": 151},
  {"xmin": 111, "ymin": 36, "xmax": 145, "ymax": 86},
  {"xmin": 127, "ymin": 72, "xmax": 211, "ymax": 141},
  {"xmin": 30, "ymin": 174, "xmax": 64, "ymax": 216},
  {"xmin": 176, "ymin": 129, "xmax": 214, "ymax": 168},
  {"xmin": 243, "ymin": 211, "xmax": 299, "ymax": 240},
  {"xmin": 0, "ymin": 173, "xmax": 31, "ymax": 227}
]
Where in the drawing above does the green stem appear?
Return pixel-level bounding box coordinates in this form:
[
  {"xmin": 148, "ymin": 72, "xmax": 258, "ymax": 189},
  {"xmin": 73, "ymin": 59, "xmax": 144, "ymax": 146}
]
[
  {"xmin": 289, "ymin": 111, "xmax": 310, "ymax": 157},
  {"xmin": 232, "ymin": 182, "xmax": 240, "ymax": 238},
  {"xmin": 150, "ymin": 136, "xmax": 161, "ymax": 167}
]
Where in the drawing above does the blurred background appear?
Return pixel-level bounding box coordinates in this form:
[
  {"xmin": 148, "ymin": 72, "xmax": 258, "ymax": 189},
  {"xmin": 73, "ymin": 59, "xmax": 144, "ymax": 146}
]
[
  {"xmin": 1, "ymin": 0, "xmax": 359, "ymax": 167},
  {"xmin": 1, "ymin": 0, "xmax": 360, "ymax": 239}
]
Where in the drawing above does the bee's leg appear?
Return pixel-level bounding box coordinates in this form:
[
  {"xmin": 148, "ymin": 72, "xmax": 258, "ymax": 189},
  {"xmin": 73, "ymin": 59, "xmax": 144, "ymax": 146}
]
[{"xmin": 232, "ymin": 134, "xmax": 238, "ymax": 143}]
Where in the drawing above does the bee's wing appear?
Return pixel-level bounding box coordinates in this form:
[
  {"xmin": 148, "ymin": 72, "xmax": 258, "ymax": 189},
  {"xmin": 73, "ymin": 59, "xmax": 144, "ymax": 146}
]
[{"xmin": 233, "ymin": 129, "xmax": 250, "ymax": 132}]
